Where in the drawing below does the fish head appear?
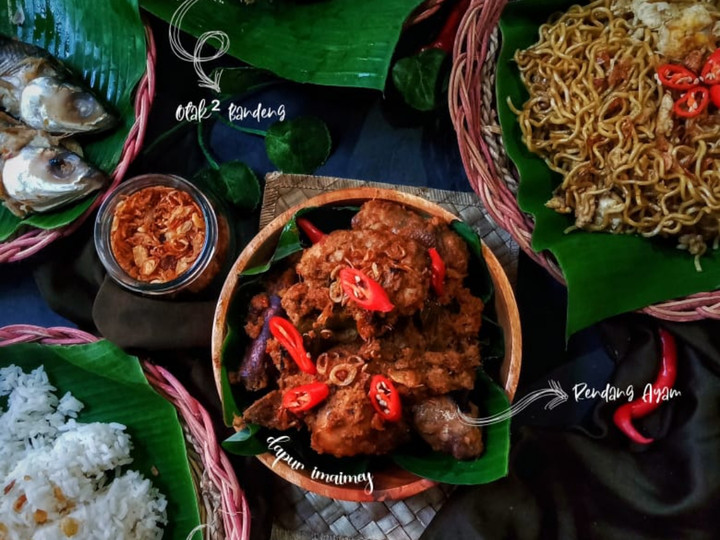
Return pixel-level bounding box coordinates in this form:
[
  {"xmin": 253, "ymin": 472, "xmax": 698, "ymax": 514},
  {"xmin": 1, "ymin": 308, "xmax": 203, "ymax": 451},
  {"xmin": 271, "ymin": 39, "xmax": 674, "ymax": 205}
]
[
  {"xmin": 1, "ymin": 145, "xmax": 106, "ymax": 216},
  {"xmin": 19, "ymin": 76, "xmax": 116, "ymax": 134}
]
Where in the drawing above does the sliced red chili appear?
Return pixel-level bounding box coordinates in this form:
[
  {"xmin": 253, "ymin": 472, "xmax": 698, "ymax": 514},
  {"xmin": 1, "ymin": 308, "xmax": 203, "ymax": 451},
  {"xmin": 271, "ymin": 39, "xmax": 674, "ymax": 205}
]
[
  {"xmin": 428, "ymin": 247, "xmax": 446, "ymax": 296},
  {"xmin": 422, "ymin": 0, "xmax": 470, "ymax": 54},
  {"xmin": 282, "ymin": 382, "xmax": 329, "ymax": 413},
  {"xmin": 612, "ymin": 328, "xmax": 678, "ymax": 444},
  {"xmin": 368, "ymin": 375, "xmax": 402, "ymax": 422},
  {"xmin": 711, "ymin": 85, "xmax": 720, "ymax": 108},
  {"xmin": 701, "ymin": 49, "xmax": 720, "ymax": 85},
  {"xmin": 339, "ymin": 267, "xmax": 394, "ymax": 313},
  {"xmin": 268, "ymin": 316, "xmax": 316, "ymax": 375},
  {"xmin": 673, "ymin": 86, "xmax": 709, "ymax": 118},
  {"xmin": 656, "ymin": 63, "xmax": 699, "ymax": 91},
  {"xmin": 296, "ymin": 217, "xmax": 327, "ymax": 244}
]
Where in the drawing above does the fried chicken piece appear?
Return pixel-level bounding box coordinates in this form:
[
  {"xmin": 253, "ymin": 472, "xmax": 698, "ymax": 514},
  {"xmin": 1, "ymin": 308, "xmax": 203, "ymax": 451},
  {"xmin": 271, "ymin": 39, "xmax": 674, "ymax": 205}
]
[
  {"xmin": 307, "ymin": 372, "xmax": 410, "ymax": 457},
  {"xmin": 412, "ymin": 396, "xmax": 484, "ymax": 460},
  {"xmin": 351, "ymin": 200, "xmax": 470, "ymax": 301},
  {"xmin": 242, "ymin": 390, "xmax": 300, "ymax": 431},
  {"xmin": 283, "ymin": 229, "xmax": 430, "ymax": 340}
]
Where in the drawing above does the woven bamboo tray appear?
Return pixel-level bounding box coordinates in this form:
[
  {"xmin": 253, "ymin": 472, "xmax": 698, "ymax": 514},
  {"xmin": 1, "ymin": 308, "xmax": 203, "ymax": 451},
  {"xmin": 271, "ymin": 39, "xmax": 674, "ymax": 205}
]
[
  {"xmin": 0, "ymin": 22, "xmax": 157, "ymax": 263},
  {"xmin": 0, "ymin": 324, "xmax": 250, "ymax": 540},
  {"xmin": 450, "ymin": 0, "xmax": 720, "ymax": 321}
]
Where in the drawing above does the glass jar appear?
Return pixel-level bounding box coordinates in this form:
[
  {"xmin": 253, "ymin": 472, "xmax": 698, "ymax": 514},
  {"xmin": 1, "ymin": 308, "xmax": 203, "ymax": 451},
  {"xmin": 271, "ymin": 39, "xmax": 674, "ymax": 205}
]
[{"xmin": 94, "ymin": 174, "xmax": 231, "ymax": 296}]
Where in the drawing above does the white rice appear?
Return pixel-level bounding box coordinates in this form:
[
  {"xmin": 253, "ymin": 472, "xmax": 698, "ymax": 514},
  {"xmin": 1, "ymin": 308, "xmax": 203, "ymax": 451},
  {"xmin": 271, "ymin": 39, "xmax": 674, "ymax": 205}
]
[{"xmin": 0, "ymin": 365, "xmax": 168, "ymax": 539}]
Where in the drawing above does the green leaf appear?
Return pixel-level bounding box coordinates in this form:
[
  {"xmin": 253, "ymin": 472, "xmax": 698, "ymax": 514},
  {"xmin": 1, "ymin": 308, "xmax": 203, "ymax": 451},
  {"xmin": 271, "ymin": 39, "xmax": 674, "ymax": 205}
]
[
  {"xmin": 211, "ymin": 66, "xmax": 277, "ymax": 97},
  {"xmin": 0, "ymin": 208, "xmax": 21, "ymax": 241},
  {"xmin": 139, "ymin": 0, "xmax": 426, "ymax": 90},
  {"xmin": 496, "ymin": 0, "xmax": 720, "ymax": 335},
  {"xmin": 220, "ymin": 205, "xmax": 508, "ymax": 485},
  {"xmin": 22, "ymin": 195, "xmax": 97, "ymax": 229},
  {"xmin": 265, "ymin": 117, "xmax": 332, "ymax": 174},
  {"xmin": 0, "ymin": 342, "xmax": 201, "ymax": 539},
  {"xmin": 452, "ymin": 220, "xmax": 494, "ymax": 304},
  {"xmin": 0, "ymin": 0, "xmax": 146, "ymax": 232},
  {"xmin": 193, "ymin": 161, "xmax": 261, "ymax": 211},
  {"xmin": 392, "ymin": 371, "xmax": 510, "ymax": 484},
  {"xmin": 392, "ymin": 48, "xmax": 449, "ymax": 111}
]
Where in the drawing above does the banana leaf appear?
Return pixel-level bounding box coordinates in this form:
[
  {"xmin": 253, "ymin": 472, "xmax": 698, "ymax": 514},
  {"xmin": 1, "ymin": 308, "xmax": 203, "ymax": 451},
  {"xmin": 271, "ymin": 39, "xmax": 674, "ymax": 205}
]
[
  {"xmin": 0, "ymin": 0, "xmax": 147, "ymax": 240},
  {"xmin": 497, "ymin": 0, "xmax": 720, "ymax": 336},
  {"xmin": 139, "ymin": 0, "xmax": 425, "ymax": 90},
  {"xmin": 0, "ymin": 341, "xmax": 201, "ymax": 539},
  {"xmin": 220, "ymin": 205, "xmax": 510, "ymax": 485}
]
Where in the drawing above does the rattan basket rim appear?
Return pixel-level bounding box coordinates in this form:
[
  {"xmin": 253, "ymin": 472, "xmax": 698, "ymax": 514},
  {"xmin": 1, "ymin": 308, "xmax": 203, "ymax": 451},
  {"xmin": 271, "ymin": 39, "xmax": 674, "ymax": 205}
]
[
  {"xmin": 0, "ymin": 20, "xmax": 157, "ymax": 264},
  {"xmin": 449, "ymin": 0, "xmax": 720, "ymax": 322},
  {"xmin": 0, "ymin": 324, "xmax": 250, "ymax": 540}
]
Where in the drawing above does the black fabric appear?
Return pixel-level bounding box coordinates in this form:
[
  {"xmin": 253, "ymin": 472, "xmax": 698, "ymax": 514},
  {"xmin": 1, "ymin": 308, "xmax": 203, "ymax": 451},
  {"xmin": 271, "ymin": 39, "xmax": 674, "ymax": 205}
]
[
  {"xmin": 420, "ymin": 317, "xmax": 720, "ymax": 540},
  {"xmin": 92, "ymin": 277, "xmax": 217, "ymax": 350}
]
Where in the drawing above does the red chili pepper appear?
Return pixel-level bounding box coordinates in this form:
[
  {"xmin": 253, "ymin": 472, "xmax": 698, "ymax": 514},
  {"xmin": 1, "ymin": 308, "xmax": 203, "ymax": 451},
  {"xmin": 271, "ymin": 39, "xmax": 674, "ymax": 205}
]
[
  {"xmin": 421, "ymin": 0, "xmax": 470, "ymax": 54},
  {"xmin": 296, "ymin": 217, "xmax": 327, "ymax": 244},
  {"xmin": 428, "ymin": 247, "xmax": 446, "ymax": 296},
  {"xmin": 673, "ymin": 86, "xmax": 709, "ymax": 118},
  {"xmin": 268, "ymin": 316, "xmax": 316, "ymax": 375},
  {"xmin": 368, "ymin": 375, "xmax": 402, "ymax": 422},
  {"xmin": 282, "ymin": 382, "xmax": 329, "ymax": 413},
  {"xmin": 701, "ymin": 49, "xmax": 720, "ymax": 85},
  {"xmin": 612, "ymin": 328, "xmax": 678, "ymax": 445},
  {"xmin": 711, "ymin": 85, "xmax": 720, "ymax": 108},
  {"xmin": 656, "ymin": 63, "xmax": 699, "ymax": 91},
  {"xmin": 339, "ymin": 267, "xmax": 394, "ymax": 313}
]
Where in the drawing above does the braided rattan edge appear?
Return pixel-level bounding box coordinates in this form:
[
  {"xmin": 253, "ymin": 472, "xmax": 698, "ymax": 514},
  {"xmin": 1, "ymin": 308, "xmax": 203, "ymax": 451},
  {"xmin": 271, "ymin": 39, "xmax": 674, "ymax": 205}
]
[
  {"xmin": 0, "ymin": 20, "xmax": 157, "ymax": 263},
  {"xmin": 450, "ymin": 0, "xmax": 720, "ymax": 321},
  {"xmin": 0, "ymin": 324, "xmax": 250, "ymax": 540}
]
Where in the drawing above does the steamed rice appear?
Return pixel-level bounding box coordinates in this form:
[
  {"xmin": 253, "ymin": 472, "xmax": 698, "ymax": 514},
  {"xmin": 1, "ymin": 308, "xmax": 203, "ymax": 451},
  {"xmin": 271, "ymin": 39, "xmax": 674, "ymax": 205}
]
[{"xmin": 0, "ymin": 365, "xmax": 168, "ymax": 539}]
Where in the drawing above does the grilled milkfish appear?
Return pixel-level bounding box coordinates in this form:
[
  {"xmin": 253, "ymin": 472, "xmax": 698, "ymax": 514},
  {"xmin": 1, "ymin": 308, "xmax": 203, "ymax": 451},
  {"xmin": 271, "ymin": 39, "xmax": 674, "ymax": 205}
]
[
  {"xmin": 0, "ymin": 36, "xmax": 116, "ymax": 134},
  {"xmin": 0, "ymin": 113, "xmax": 106, "ymax": 217}
]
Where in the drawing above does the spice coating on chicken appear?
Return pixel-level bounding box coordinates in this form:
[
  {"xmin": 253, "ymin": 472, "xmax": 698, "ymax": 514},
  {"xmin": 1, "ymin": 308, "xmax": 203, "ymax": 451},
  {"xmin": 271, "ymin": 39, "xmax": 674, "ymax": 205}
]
[
  {"xmin": 237, "ymin": 201, "xmax": 488, "ymax": 459},
  {"xmin": 308, "ymin": 371, "xmax": 411, "ymax": 457},
  {"xmin": 412, "ymin": 396, "xmax": 484, "ymax": 460}
]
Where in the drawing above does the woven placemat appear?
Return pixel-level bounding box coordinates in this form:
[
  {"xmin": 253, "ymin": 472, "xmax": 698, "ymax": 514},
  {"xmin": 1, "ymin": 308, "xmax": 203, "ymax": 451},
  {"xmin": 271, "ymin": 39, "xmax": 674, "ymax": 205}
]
[{"xmin": 259, "ymin": 172, "xmax": 518, "ymax": 540}]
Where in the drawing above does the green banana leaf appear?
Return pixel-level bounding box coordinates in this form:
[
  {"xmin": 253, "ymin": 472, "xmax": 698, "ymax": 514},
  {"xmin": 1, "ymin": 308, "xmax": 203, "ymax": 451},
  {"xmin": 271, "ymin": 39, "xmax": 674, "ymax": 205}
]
[
  {"xmin": 220, "ymin": 205, "xmax": 511, "ymax": 485},
  {"xmin": 139, "ymin": 0, "xmax": 425, "ymax": 90},
  {"xmin": 0, "ymin": 341, "xmax": 201, "ymax": 539},
  {"xmin": 497, "ymin": 0, "xmax": 720, "ymax": 336},
  {"xmin": 0, "ymin": 0, "xmax": 147, "ymax": 240}
]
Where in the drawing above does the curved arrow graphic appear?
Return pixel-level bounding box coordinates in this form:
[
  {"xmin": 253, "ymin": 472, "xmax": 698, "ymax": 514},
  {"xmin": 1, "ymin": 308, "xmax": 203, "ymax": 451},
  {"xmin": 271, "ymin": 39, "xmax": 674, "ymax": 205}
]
[
  {"xmin": 169, "ymin": 0, "xmax": 230, "ymax": 92},
  {"xmin": 456, "ymin": 380, "xmax": 568, "ymax": 427}
]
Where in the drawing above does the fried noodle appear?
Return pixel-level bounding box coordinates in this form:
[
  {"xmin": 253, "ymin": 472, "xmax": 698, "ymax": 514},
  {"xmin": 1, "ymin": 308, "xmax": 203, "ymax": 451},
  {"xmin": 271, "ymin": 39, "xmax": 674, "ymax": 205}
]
[{"xmin": 512, "ymin": 0, "xmax": 720, "ymax": 262}]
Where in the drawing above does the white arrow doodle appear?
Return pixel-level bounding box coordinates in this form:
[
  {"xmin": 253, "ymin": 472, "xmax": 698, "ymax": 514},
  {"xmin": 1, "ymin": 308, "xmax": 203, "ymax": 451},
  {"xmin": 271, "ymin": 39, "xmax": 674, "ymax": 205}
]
[
  {"xmin": 169, "ymin": 0, "xmax": 230, "ymax": 92},
  {"xmin": 456, "ymin": 380, "xmax": 568, "ymax": 427}
]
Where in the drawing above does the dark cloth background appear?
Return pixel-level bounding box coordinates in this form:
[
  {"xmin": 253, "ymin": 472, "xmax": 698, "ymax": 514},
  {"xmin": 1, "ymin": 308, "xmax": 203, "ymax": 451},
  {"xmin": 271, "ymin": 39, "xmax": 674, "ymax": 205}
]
[
  {"xmin": 4, "ymin": 12, "xmax": 720, "ymax": 540},
  {"xmin": 422, "ymin": 317, "xmax": 720, "ymax": 540}
]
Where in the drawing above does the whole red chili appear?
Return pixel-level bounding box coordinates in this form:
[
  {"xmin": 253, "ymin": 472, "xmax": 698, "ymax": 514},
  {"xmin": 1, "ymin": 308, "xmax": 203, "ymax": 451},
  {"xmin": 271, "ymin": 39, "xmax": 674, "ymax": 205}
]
[
  {"xmin": 428, "ymin": 247, "xmax": 446, "ymax": 296},
  {"xmin": 421, "ymin": 0, "xmax": 470, "ymax": 54},
  {"xmin": 701, "ymin": 49, "xmax": 720, "ymax": 85},
  {"xmin": 613, "ymin": 328, "xmax": 678, "ymax": 444},
  {"xmin": 339, "ymin": 267, "xmax": 394, "ymax": 313},
  {"xmin": 296, "ymin": 217, "xmax": 327, "ymax": 244},
  {"xmin": 282, "ymin": 382, "xmax": 330, "ymax": 413},
  {"xmin": 368, "ymin": 375, "xmax": 402, "ymax": 422},
  {"xmin": 656, "ymin": 63, "xmax": 699, "ymax": 91},
  {"xmin": 268, "ymin": 316, "xmax": 316, "ymax": 375},
  {"xmin": 673, "ymin": 86, "xmax": 710, "ymax": 118}
]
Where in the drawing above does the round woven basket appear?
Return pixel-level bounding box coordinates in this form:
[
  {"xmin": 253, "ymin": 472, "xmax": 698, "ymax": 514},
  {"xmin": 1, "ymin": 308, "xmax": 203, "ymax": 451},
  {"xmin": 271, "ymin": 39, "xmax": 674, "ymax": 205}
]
[
  {"xmin": 0, "ymin": 23, "xmax": 157, "ymax": 264},
  {"xmin": 450, "ymin": 0, "xmax": 720, "ymax": 322},
  {"xmin": 0, "ymin": 324, "xmax": 250, "ymax": 540}
]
